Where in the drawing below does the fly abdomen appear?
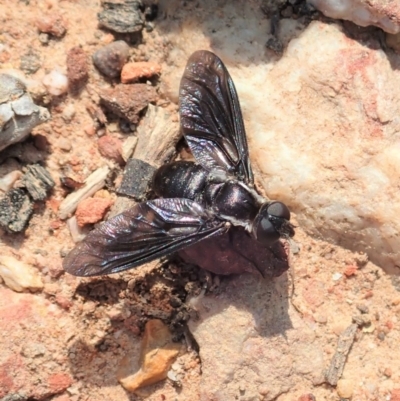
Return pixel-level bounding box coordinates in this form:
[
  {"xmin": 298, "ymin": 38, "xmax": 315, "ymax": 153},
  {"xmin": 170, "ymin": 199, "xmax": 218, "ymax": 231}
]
[{"xmin": 153, "ymin": 161, "xmax": 208, "ymax": 202}]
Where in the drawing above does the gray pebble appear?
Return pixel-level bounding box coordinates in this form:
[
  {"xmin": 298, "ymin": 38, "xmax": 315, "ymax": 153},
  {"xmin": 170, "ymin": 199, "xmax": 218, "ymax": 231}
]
[
  {"xmin": 98, "ymin": 1, "xmax": 144, "ymax": 33},
  {"xmin": 0, "ymin": 74, "xmax": 50, "ymax": 152},
  {"xmin": 20, "ymin": 50, "xmax": 41, "ymax": 74},
  {"xmin": 92, "ymin": 40, "xmax": 130, "ymax": 78},
  {"xmin": 0, "ymin": 188, "xmax": 33, "ymax": 233}
]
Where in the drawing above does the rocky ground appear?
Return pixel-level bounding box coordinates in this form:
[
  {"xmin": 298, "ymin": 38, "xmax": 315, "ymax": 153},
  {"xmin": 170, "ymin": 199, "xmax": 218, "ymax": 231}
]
[{"xmin": 0, "ymin": 1, "xmax": 400, "ymax": 401}]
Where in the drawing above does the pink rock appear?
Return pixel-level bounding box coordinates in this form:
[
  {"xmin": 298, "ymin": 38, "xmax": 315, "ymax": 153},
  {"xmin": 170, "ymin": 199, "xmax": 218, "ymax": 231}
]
[
  {"xmin": 75, "ymin": 197, "xmax": 112, "ymax": 227},
  {"xmin": 98, "ymin": 135, "xmax": 123, "ymax": 164},
  {"xmin": 121, "ymin": 61, "xmax": 162, "ymax": 83},
  {"xmin": 36, "ymin": 13, "xmax": 67, "ymax": 37},
  {"xmin": 67, "ymin": 47, "xmax": 88, "ymax": 93},
  {"xmin": 99, "ymin": 84, "xmax": 158, "ymax": 124}
]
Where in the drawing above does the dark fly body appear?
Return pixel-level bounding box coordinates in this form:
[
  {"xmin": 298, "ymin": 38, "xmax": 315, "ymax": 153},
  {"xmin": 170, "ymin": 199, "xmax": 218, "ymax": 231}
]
[{"xmin": 63, "ymin": 50, "xmax": 295, "ymax": 277}]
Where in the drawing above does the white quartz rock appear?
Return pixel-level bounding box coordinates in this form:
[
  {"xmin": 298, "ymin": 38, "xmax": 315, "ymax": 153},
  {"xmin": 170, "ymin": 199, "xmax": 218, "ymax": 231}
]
[
  {"xmin": 248, "ymin": 22, "xmax": 400, "ymax": 274},
  {"xmin": 42, "ymin": 70, "xmax": 68, "ymax": 96},
  {"xmin": 0, "ymin": 254, "xmax": 43, "ymax": 292},
  {"xmin": 308, "ymin": 0, "xmax": 400, "ymax": 34},
  {"xmin": 0, "ymin": 74, "xmax": 50, "ymax": 151},
  {"xmin": 161, "ymin": 17, "xmax": 400, "ymax": 273}
]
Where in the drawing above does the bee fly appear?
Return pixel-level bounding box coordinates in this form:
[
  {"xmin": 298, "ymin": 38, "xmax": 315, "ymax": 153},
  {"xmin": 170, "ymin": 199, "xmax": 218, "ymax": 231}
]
[{"xmin": 63, "ymin": 50, "xmax": 295, "ymax": 277}]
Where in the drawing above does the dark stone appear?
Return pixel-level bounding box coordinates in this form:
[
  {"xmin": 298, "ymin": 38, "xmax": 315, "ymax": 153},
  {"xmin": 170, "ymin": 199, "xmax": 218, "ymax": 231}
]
[
  {"xmin": 179, "ymin": 227, "xmax": 290, "ymax": 277},
  {"xmin": 117, "ymin": 158, "xmax": 155, "ymax": 200},
  {"xmin": 22, "ymin": 164, "xmax": 55, "ymax": 201},
  {"xmin": 19, "ymin": 50, "xmax": 41, "ymax": 75},
  {"xmin": 98, "ymin": 1, "xmax": 144, "ymax": 34},
  {"xmin": 0, "ymin": 188, "xmax": 33, "ymax": 233},
  {"xmin": 92, "ymin": 40, "xmax": 130, "ymax": 78}
]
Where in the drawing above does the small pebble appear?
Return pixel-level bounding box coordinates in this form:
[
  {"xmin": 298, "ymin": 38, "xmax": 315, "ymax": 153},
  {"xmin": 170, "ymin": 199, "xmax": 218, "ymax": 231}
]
[
  {"xmin": 332, "ymin": 272, "xmax": 342, "ymax": 281},
  {"xmin": 58, "ymin": 138, "xmax": 72, "ymax": 152},
  {"xmin": 121, "ymin": 61, "xmax": 161, "ymax": 83},
  {"xmin": 356, "ymin": 304, "xmax": 369, "ymax": 314},
  {"xmin": 0, "ymin": 74, "xmax": 50, "ymax": 151},
  {"xmin": 0, "ymin": 254, "xmax": 43, "ymax": 292},
  {"xmin": 0, "ymin": 170, "xmax": 22, "ymax": 192},
  {"xmin": 38, "ymin": 32, "xmax": 49, "ymax": 44},
  {"xmin": 167, "ymin": 370, "xmax": 178, "ymax": 382},
  {"xmin": 92, "ymin": 40, "xmax": 130, "ymax": 78},
  {"xmin": 66, "ymin": 46, "xmax": 88, "ymax": 93},
  {"xmin": 62, "ymin": 103, "xmax": 76, "ymax": 122},
  {"xmin": 36, "ymin": 13, "xmax": 67, "ymax": 37},
  {"xmin": 344, "ymin": 264, "xmax": 358, "ymax": 277},
  {"xmin": 75, "ymin": 196, "xmax": 113, "ymax": 226},
  {"xmin": 20, "ymin": 50, "xmax": 41, "ymax": 74},
  {"xmin": 337, "ymin": 378, "xmax": 354, "ymax": 399},
  {"xmin": 42, "ymin": 70, "xmax": 68, "ymax": 96},
  {"xmin": 99, "ymin": 83, "xmax": 157, "ymax": 123},
  {"xmin": 33, "ymin": 134, "xmax": 49, "ymax": 151},
  {"xmin": 145, "ymin": 22, "xmax": 155, "ymax": 32},
  {"xmin": 98, "ymin": 135, "xmax": 124, "ymax": 164},
  {"xmin": 84, "ymin": 124, "xmax": 96, "ymax": 137},
  {"xmin": 0, "ymin": 188, "xmax": 33, "ymax": 232}
]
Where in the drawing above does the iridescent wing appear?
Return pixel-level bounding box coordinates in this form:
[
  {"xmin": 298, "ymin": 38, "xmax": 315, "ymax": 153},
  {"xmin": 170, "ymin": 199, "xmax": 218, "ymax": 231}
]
[
  {"xmin": 180, "ymin": 50, "xmax": 254, "ymax": 185},
  {"xmin": 63, "ymin": 198, "xmax": 226, "ymax": 277}
]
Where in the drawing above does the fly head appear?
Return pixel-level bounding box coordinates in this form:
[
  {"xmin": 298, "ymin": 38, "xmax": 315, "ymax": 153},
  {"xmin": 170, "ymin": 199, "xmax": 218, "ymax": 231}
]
[{"xmin": 253, "ymin": 201, "xmax": 295, "ymax": 245}]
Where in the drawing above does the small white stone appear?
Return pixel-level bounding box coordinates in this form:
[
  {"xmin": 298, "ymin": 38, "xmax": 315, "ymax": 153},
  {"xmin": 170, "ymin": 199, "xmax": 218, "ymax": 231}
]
[
  {"xmin": 167, "ymin": 369, "xmax": 178, "ymax": 382},
  {"xmin": 332, "ymin": 272, "xmax": 343, "ymax": 281},
  {"xmin": 337, "ymin": 378, "xmax": 354, "ymax": 398},
  {"xmin": 0, "ymin": 170, "xmax": 22, "ymax": 191},
  {"xmin": 42, "ymin": 70, "xmax": 68, "ymax": 96},
  {"xmin": 0, "ymin": 254, "xmax": 43, "ymax": 292},
  {"xmin": 62, "ymin": 103, "xmax": 76, "ymax": 122}
]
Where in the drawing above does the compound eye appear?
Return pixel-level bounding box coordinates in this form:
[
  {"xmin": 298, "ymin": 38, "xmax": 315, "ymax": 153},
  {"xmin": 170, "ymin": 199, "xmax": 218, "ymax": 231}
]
[
  {"xmin": 267, "ymin": 201, "xmax": 291, "ymax": 221},
  {"xmin": 255, "ymin": 216, "xmax": 280, "ymax": 245}
]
